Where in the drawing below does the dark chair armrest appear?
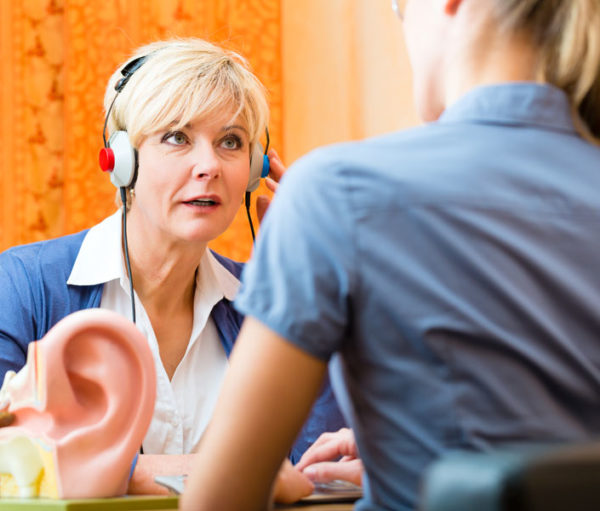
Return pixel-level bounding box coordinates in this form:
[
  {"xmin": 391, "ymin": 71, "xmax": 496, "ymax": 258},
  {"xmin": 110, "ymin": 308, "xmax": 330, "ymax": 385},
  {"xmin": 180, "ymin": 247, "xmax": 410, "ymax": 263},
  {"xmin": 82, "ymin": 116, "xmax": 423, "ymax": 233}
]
[{"xmin": 419, "ymin": 442, "xmax": 600, "ymax": 511}]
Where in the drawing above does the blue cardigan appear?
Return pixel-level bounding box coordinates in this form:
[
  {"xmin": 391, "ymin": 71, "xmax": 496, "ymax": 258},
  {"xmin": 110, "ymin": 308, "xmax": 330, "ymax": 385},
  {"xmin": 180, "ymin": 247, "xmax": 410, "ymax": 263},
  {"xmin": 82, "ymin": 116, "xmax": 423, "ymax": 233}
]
[{"xmin": 0, "ymin": 230, "xmax": 345, "ymax": 462}]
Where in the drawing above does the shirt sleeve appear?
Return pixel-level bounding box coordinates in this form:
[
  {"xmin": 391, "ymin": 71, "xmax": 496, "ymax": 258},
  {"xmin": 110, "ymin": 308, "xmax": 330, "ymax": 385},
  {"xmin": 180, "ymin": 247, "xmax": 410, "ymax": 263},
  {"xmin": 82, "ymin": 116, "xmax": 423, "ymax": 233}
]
[
  {"xmin": 0, "ymin": 250, "xmax": 37, "ymax": 378},
  {"xmin": 235, "ymin": 148, "xmax": 357, "ymax": 361}
]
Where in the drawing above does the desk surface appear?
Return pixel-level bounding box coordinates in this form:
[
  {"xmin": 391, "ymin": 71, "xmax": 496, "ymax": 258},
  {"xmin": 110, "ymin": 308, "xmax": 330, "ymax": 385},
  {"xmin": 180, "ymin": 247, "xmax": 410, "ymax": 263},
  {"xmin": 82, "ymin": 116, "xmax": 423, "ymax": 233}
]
[
  {"xmin": 0, "ymin": 495, "xmax": 178, "ymax": 510},
  {"xmin": 0, "ymin": 495, "xmax": 179, "ymax": 511},
  {"xmin": 279, "ymin": 503, "xmax": 354, "ymax": 511},
  {"xmin": 0, "ymin": 496, "xmax": 355, "ymax": 511}
]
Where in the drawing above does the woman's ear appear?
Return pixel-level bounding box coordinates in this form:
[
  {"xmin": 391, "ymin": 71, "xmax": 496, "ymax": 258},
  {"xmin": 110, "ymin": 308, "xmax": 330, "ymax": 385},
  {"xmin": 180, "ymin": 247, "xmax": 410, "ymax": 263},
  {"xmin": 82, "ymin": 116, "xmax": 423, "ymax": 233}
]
[{"xmin": 1, "ymin": 309, "xmax": 156, "ymax": 498}]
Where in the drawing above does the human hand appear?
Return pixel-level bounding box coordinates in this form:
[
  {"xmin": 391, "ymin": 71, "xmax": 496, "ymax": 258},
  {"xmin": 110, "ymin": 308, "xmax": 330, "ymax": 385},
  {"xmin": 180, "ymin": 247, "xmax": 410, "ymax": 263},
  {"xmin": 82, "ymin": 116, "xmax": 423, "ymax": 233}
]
[
  {"xmin": 256, "ymin": 148, "xmax": 285, "ymax": 223},
  {"xmin": 128, "ymin": 453, "xmax": 195, "ymax": 495},
  {"xmin": 295, "ymin": 428, "xmax": 363, "ymax": 487},
  {"xmin": 272, "ymin": 458, "xmax": 314, "ymax": 504}
]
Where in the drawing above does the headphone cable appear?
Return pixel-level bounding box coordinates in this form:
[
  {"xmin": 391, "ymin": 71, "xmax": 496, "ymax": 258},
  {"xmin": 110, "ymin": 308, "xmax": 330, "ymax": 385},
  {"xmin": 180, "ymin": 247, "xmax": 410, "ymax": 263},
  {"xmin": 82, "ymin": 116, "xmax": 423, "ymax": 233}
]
[
  {"xmin": 245, "ymin": 191, "xmax": 256, "ymax": 242},
  {"xmin": 120, "ymin": 187, "xmax": 137, "ymax": 324},
  {"xmin": 120, "ymin": 188, "xmax": 141, "ymax": 455},
  {"xmin": 102, "ymin": 93, "xmax": 119, "ymax": 148},
  {"xmin": 244, "ymin": 130, "xmax": 270, "ymax": 243}
]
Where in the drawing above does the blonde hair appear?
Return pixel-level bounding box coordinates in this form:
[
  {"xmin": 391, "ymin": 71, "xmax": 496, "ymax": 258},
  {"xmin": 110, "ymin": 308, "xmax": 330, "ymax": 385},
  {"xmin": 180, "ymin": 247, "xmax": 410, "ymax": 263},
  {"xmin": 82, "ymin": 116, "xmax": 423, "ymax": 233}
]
[
  {"xmin": 492, "ymin": 0, "xmax": 600, "ymax": 143},
  {"xmin": 103, "ymin": 38, "xmax": 269, "ymax": 151}
]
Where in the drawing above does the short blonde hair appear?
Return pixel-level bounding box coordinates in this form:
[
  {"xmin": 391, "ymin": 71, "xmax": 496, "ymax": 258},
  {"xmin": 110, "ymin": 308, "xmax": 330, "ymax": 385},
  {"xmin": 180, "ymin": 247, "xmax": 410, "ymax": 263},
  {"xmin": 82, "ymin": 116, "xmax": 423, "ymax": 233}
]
[
  {"xmin": 491, "ymin": 0, "xmax": 600, "ymax": 143},
  {"xmin": 103, "ymin": 38, "xmax": 269, "ymax": 151}
]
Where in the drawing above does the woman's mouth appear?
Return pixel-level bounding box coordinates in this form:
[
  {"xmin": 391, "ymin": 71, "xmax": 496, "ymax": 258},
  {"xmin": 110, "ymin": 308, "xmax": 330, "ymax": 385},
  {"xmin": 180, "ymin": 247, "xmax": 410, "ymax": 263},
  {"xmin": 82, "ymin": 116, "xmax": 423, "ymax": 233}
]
[
  {"xmin": 182, "ymin": 195, "xmax": 222, "ymax": 212},
  {"xmin": 185, "ymin": 199, "xmax": 218, "ymax": 206}
]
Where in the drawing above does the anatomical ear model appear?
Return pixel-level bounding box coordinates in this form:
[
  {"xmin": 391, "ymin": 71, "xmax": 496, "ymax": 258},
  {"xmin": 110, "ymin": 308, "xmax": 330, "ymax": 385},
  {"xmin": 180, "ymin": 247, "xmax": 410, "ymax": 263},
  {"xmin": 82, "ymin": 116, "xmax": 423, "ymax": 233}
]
[{"xmin": 0, "ymin": 309, "xmax": 156, "ymax": 498}]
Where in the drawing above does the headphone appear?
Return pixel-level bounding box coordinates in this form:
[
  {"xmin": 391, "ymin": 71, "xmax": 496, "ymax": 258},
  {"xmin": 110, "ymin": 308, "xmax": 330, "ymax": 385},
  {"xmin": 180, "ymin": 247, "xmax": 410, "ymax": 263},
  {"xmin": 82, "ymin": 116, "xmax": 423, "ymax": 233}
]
[{"xmin": 98, "ymin": 55, "xmax": 270, "ymax": 192}]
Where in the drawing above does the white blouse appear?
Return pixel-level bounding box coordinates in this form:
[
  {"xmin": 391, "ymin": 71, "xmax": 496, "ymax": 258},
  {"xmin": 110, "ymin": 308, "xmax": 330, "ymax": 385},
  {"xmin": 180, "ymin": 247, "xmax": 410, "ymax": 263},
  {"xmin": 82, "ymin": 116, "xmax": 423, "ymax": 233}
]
[{"xmin": 67, "ymin": 210, "xmax": 240, "ymax": 454}]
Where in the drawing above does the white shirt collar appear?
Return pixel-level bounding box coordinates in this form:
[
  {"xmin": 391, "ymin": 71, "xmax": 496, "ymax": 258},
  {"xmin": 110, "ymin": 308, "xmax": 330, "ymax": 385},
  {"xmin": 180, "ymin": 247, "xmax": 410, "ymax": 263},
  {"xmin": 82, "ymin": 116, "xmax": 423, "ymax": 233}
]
[
  {"xmin": 67, "ymin": 210, "xmax": 124, "ymax": 286},
  {"xmin": 205, "ymin": 251, "xmax": 240, "ymax": 301},
  {"xmin": 68, "ymin": 210, "xmax": 241, "ymax": 300}
]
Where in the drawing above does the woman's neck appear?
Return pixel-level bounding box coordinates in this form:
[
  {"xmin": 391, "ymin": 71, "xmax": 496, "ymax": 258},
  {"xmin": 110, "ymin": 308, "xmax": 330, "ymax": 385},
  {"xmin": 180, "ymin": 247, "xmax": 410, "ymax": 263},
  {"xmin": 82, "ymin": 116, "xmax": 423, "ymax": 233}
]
[
  {"xmin": 441, "ymin": 7, "xmax": 541, "ymax": 113},
  {"xmin": 445, "ymin": 40, "xmax": 540, "ymax": 109},
  {"xmin": 123, "ymin": 212, "xmax": 206, "ymax": 315}
]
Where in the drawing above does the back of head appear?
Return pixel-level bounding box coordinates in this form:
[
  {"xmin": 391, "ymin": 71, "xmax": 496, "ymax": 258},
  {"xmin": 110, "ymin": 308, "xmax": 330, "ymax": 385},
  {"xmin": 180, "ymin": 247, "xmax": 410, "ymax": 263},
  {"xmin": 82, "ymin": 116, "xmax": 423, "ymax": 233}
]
[
  {"xmin": 103, "ymin": 38, "xmax": 269, "ymax": 150},
  {"xmin": 491, "ymin": 0, "xmax": 600, "ymax": 143}
]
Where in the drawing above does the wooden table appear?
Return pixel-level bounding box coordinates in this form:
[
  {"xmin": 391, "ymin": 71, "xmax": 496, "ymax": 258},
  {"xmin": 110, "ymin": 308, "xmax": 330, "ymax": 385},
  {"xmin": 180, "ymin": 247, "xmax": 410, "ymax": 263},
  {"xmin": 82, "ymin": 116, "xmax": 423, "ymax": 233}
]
[
  {"xmin": 278, "ymin": 502, "xmax": 354, "ymax": 510},
  {"xmin": 0, "ymin": 495, "xmax": 356, "ymax": 510}
]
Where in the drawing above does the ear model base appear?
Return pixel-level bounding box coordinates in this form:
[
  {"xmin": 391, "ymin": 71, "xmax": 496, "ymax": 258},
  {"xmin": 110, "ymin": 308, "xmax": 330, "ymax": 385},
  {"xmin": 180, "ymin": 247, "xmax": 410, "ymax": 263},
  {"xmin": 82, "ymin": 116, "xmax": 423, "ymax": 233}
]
[{"xmin": 99, "ymin": 131, "xmax": 137, "ymax": 189}]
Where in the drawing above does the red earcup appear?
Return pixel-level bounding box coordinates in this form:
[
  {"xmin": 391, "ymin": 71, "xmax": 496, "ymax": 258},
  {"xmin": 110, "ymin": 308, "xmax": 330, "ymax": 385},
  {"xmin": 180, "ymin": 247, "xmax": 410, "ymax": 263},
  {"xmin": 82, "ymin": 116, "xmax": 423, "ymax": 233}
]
[{"xmin": 99, "ymin": 148, "xmax": 115, "ymax": 172}]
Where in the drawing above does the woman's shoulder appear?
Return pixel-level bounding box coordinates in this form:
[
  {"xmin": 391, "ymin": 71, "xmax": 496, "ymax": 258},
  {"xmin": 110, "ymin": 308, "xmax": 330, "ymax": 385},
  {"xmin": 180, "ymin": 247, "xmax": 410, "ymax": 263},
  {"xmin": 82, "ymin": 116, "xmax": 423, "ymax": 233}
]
[
  {"xmin": 283, "ymin": 125, "xmax": 437, "ymax": 187},
  {"xmin": 0, "ymin": 230, "xmax": 90, "ymax": 274}
]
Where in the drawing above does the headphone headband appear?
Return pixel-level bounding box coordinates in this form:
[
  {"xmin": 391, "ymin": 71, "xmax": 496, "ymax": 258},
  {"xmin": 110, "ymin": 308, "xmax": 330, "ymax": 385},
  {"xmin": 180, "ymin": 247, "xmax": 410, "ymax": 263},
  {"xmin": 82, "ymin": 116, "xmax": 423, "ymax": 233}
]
[{"xmin": 115, "ymin": 56, "xmax": 148, "ymax": 92}]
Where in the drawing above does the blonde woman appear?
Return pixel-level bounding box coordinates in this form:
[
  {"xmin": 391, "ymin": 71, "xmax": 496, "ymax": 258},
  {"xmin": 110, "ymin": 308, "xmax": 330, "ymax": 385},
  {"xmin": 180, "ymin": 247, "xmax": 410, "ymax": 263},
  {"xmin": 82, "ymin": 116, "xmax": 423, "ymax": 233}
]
[
  {"xmin": 182, "ymin": 1, "xmax": 600, "ymax": 509},
  {"xmin": 0, "ymin": 38, "xmax": 344, "ymax": 493}
]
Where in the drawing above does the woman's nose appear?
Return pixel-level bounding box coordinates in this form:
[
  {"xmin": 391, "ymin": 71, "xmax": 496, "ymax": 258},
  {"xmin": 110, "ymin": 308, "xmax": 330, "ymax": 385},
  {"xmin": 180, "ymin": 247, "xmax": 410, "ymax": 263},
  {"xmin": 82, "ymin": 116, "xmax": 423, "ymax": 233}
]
[{"xmin": 191, "ymin": 142, "xmax": 222, "ymax": 180}]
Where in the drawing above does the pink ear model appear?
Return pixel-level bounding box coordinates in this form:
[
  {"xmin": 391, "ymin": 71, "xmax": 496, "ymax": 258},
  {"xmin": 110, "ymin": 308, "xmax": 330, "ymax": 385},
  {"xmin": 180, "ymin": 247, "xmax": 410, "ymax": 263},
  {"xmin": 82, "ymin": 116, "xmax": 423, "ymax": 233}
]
[{"xmin": 0, "ymin": 309, "xmax": 156, "ymax": 498}]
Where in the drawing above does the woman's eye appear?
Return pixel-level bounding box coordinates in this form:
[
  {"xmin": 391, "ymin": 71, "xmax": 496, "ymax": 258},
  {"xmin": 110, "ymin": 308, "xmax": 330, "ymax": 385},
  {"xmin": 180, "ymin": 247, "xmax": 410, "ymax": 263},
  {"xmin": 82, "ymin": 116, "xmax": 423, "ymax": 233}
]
[
  {"xmin": 164, "ymin": 131, "xmax": 188, "ymax": 145},
  {"xmin": 221, "ymin": 135, "xmax": 242, "ymax": 150}
]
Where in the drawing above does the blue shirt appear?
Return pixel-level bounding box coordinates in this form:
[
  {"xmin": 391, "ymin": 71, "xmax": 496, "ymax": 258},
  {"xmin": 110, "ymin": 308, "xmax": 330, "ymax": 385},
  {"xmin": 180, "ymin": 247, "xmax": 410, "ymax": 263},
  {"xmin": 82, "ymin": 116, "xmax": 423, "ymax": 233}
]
[{"xmin": 235, "ymin": 83, "xmax": 600, "ymax": 510}]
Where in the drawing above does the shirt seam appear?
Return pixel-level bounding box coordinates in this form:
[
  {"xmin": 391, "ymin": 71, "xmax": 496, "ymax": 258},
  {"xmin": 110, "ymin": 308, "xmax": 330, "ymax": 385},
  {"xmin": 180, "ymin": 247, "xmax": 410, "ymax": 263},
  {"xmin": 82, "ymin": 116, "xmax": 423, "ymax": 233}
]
[
  {"xmin": 353, "ymin": 199, "xmax": 600, "ymax": 220},
  {"xmin": 437, "ymin": 118, "xmax": 578, "ymax": 136},
  {"xmin": 342, "ymin": 165, "xmax": 360, "ymax": 339},
  {"xmin": 3, "ymin": 252, "xmax": 39, "ymax": 343}
]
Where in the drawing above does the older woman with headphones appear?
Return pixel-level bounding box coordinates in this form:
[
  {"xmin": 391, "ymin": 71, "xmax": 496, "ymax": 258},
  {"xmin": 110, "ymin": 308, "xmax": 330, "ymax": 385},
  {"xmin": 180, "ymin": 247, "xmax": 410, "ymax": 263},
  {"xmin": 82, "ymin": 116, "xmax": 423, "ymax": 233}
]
[
  {"xmin": 181, "ymin": 0, "xmax": 600, "ymax": 509},
  {"xmin": 0, "ymin": 38, "xmax": 344, "ymax": 494}
]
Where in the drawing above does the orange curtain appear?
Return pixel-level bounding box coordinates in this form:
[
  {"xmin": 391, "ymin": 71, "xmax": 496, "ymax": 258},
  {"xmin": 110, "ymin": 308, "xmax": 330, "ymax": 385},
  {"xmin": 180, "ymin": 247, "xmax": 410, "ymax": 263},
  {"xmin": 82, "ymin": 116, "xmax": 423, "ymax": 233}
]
[
  {"xmin": 0, "ymin": 0, "xmax": 281, "ymax": 262},
  {"xmin": 281, "ymin": 0, "xmax": 417, "ymax": 163}
]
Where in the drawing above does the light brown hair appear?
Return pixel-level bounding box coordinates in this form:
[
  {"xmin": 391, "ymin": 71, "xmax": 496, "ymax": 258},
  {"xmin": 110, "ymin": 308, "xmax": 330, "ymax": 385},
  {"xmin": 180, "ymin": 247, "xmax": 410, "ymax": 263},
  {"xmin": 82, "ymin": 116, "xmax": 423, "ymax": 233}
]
[
  {"xmin": 104, "ymin": 38, "xmax": 269, "ymax": 151},
  {"xmin": 493, "ymin": 0, "xmax": 600, "ymax": 142}
]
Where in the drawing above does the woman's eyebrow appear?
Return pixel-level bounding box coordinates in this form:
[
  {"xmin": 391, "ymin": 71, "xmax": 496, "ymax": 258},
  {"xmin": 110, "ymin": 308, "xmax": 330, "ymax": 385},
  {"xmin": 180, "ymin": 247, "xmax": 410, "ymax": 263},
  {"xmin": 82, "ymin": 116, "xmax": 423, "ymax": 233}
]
[
  {"xmin": 163, "ymin": 122, "xmax": 249, "ymax": 135},
  {"xmin": 223, "ymin": 124, "xmax": 249, "ymax": 135}
]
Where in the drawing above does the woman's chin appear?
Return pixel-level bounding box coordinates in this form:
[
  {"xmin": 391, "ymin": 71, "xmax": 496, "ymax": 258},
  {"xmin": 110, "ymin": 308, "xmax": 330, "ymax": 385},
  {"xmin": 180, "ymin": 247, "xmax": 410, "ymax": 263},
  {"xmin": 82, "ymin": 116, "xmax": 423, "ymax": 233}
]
[{"xmin": 175, "ymin": 224, "xmax": 227, "ymax": 246}]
